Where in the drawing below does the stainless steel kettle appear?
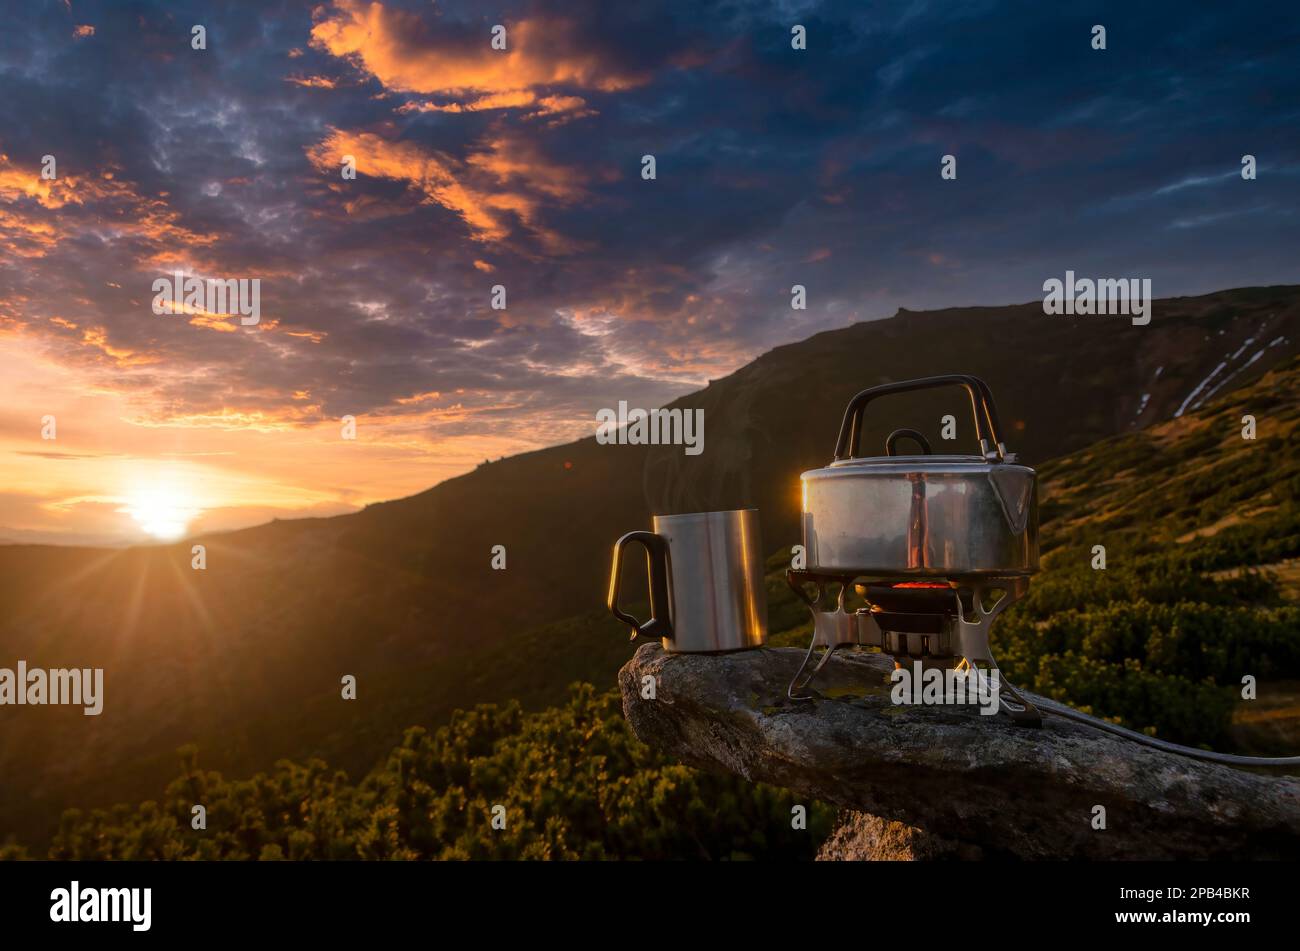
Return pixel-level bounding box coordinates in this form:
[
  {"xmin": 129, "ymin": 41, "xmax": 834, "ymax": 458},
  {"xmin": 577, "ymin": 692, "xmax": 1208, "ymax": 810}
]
[{"xmin": 800, "ymin": 374, "xmax": 1038, "ymax": 578}]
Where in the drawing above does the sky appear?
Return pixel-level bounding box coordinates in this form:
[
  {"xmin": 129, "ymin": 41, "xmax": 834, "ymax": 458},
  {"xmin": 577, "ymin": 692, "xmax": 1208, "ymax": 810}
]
[{"xmin": 0, "ymin": 0, "xmax": 1297, "ymax": 544}]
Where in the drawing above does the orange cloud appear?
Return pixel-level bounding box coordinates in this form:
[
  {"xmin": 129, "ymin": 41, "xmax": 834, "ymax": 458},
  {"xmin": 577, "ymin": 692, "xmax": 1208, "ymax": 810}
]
[
  {"xmin": 0, "ymin": 153, "xmax": 216, "ymax": 263},
  {"xmin": 396, "ymin": 91, "xmax": 592, "ymax": 122},
  {"xmin": 123, "ymin": 407, "xmax": 307, "ymax": 432},
  {"xmin": 285, "ymin": 74, "xmax": 339, "ymax": 89},
  {"xmin": 306, "ymin": 127, "xmax": 593, "ymax": 252},
  {"xmin": 310, "ymin": 0, "xmax": 649, "ymax": 101},
  {"xmin": 79, "ymin": 326, "xmax": 159, "ymax": 367},
  {"xmin": 0, "ymin": 152, "xmax": 85, "ymax": 209},
  {"xmin": 0, "ymin": 205, "xmax": 58, "ymax": 257},
  {"xmin": 186, "ymin": 312, "xmax": 242, "ymax": 333},
  {"xmin": 397, "ymin": 90, "xmax": 541, "ymax": 114},
  {"xmin": 467, "ymin": 135, "xmax": 591, "ymax": 203},
  {"xmin": 395, "ymin": 390, "xmax": 442, "ymax": 406}
]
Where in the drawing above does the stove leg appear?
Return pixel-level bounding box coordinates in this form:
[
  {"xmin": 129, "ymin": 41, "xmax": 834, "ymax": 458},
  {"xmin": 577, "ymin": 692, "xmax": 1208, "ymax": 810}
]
[
  {"xmin": 785, "ymin": 570, "xmax": 857, "ymax": 701},
  {"xmin": 788, "ymin": 638, "xmax": 839, "ymax": 702},
  {"xmin": 996, "ymin": 676, "xmax": 1042, "ymax": 727},
  {"xmin": 952, "ymin": 580, "xmax": 1041, "ymax": 726}
]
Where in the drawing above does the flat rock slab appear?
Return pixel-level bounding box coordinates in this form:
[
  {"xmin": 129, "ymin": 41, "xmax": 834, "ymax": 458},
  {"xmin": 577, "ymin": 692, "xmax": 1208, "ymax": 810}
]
[{"xmin": 618, "ymin": 644, "xmax": 1300, "ymax": 859}]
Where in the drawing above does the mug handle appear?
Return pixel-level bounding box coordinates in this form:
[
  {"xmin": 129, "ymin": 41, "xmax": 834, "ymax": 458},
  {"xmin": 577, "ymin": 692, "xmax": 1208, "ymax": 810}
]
[{"xmin": 607, "ymin": 531, "xmax": 673, "ymax": 641}]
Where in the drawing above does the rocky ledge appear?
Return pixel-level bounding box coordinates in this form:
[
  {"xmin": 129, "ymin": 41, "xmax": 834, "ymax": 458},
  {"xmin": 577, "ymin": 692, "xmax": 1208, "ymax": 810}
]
[{"xmin": 618, "ymin": 644, "xmax": 1300, "ymax": 860}]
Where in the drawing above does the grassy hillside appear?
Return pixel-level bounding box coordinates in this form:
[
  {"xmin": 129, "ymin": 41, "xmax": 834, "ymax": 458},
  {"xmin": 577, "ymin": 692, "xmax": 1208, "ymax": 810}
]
[
  {"xmin": 1, "ymin": 286, "xmax": 1297, "ymax": 845},
  {"xmin": 998, "ymin": 354, "xmax": 1300, "ymax": 751}
]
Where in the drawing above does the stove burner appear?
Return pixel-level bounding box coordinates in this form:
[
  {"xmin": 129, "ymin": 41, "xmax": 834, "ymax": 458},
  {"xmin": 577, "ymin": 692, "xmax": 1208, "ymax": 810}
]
[{"xmin": 785, "ymin": 568, "xmax": 1041, "ymax": 724}]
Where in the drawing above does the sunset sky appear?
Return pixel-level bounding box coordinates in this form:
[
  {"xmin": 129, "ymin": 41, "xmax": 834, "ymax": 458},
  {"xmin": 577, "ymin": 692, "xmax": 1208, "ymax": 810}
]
[{"xmin": 1, "ymin": 0, "xmax": 1297, "ymax": 544}]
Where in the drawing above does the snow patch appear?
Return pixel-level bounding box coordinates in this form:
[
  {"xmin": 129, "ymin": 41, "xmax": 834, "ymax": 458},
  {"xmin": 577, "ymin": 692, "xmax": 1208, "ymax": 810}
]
[
  {"xmin": 1229, "ymin": 336, "xmax": 1255, "ymax": 361},
  {"xmin": 1175, "ymin": 362, "xmax": 1226, "ymax": 417}
]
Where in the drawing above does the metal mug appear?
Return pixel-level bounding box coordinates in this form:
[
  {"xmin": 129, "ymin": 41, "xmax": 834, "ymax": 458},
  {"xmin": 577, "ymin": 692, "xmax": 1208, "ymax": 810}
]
[{"xmin": 607, "ymin": 509, "xmax": 768, "ymax": 653}]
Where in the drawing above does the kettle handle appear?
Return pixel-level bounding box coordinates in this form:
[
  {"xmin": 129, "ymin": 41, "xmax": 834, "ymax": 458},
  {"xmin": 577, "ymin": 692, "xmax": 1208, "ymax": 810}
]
[
  {"xmin": 885, "ymin": 428, "xmax": 932, "ymax": 456},
  {"xmin": 833, "ymin": 374, "xmax": 1007, "ymax": 461},
  {"xmin": 607, "ymin": 531, "xmax": 674, "ymax": 641}
]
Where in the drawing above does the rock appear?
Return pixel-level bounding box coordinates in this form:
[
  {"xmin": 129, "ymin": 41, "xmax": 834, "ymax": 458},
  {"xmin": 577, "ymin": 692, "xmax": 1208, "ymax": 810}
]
[
  {"xmin": 816, "ymin": 811, "xmax": 982, "ymax": 860},
  {"xmin": 618, "ymin": 643, "xmax": 1300, "ymax": 860}
]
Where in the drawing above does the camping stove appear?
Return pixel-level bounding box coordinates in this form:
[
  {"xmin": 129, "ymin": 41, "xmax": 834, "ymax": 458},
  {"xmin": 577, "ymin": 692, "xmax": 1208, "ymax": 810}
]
[
  {"xmin": 785, "ymin": 570, "xmax": 1040, "ymax": 723},
  {"xmin": 788, "ymin": 374, "xmax": 1041, "ymax": 724}
]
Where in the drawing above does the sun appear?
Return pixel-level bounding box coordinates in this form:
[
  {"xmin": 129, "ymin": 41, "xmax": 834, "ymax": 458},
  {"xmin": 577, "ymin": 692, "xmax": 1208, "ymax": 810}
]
[{"xmin": 122, "ymin": 482, "xmax": 202, "ymax": 541}]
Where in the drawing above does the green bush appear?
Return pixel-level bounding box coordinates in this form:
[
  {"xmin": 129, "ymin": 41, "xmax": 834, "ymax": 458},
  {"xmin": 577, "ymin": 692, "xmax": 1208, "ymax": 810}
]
[{"xmin": 41, "ymin": 686, "xmax": 834, "ymax": 861}]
